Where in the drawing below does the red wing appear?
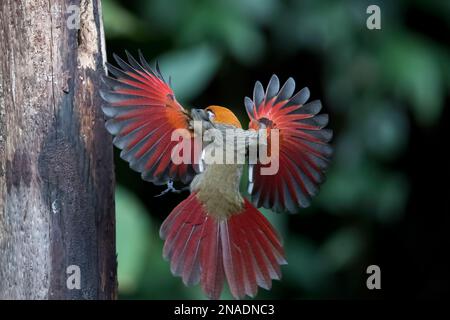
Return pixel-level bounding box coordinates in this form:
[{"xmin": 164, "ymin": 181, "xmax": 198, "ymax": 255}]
[
  {"xmin": 246, "ymin": 75, "xmax": 332, "ymax": 213},
  {"xmin": 100, "ymin": 51, "xmax": 198, "ymax": 185}
]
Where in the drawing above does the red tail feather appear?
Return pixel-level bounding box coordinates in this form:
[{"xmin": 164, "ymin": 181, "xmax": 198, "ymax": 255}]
[{"xmin": 160, "ymin": 194, "xmax": 287, "ymax": 299}]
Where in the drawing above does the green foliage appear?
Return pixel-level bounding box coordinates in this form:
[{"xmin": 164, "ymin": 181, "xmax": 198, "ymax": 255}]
[
  {"xmin": 104, "ymin": 0, "xmax": 450, "ymax": 299},
  {"xmin": 102, "ymin": 0, "xmax": 144, "ymax": 40},
  {"xmin": 158, "ymin": 44, "xmax": 221, "ymax": 101},
  {"xmin": 379, "ymin": 34, "xmax": 447, "ymax": 126},
  {"xmin": 115, "ymin": 185, "xmax": 151, "ymax": 294}
]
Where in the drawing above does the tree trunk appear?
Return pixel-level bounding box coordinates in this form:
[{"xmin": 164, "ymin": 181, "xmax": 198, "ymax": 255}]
[{"xmin": 0, "ymin": 0, "xmax": 117, "ymax": 299}]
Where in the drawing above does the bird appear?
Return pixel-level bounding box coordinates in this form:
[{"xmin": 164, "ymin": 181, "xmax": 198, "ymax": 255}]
[{"xmin": 99, "ymin": 51, "xmax": 332, "ymax": 299}]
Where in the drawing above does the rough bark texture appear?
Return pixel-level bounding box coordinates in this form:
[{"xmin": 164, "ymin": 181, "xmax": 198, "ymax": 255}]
[{"xmin": 0, "ymin": 0, "xmax": 117, "ymax": 299}]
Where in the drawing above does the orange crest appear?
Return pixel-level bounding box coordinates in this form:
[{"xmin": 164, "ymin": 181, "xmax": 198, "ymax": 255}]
[{"xmin": 205, "ymin": 105, "xmax": 242, "ymax": 128}]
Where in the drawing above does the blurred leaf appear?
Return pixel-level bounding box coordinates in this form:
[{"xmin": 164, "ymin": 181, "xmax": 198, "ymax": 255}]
[
  {"xmin": 222, "ymin": 16, "xmax": 265, "ymax": 65},
  {"xmin": 333, "ymin": 131, "xmax": 365, "ymax": 168},
  {"xmin": 375, "ymin": 173, "xmax": 409, "ymax": 223},
  {"xmin": 279, "ymin": 1, "xmax": 353, "ymax": 51},
  {"xmin": 320, "ymin": 227, "xmax": 365, "ymax": 271},
  {"xmin": 224, "ymin": 0, "xmax": 279, "ymax": 24},
  {"xmin": 137, "ymin": 235, "xmax": 197, "ymax": 299},
  {"xmin": 157, "ymin": 44, "xmax": 221, "ymax": 102},
  {"xmin": 175, "ymin": 2, "xmax": 265, "ymax": 65},
  {"xmin": 284, "ymin": 236, "xmax": 332, "ymax": 294},
  {"xmin": 317, "ymin": 166, "xmax": 366, "ymax": 214},
  {"xmin": 379, "ymin": 34, "xmax": 444, "ymax": 126},
  {"xmin": 318, "ymin": 161, "xmax": 408, "ymax": 223},
  {"xmin": 116, "ymin": 185, "xmax": 152, "ymax": 294},
  {"xmin": 139, "ymin": 0, "xmax": 192, "ymax": 34},
  {"xmin": 102, "ymin": 0, "xmax": 144, "ymax": 40},
  {"xmin": 364, "ymin": 104, "xmax": 409, "ymax": 160}
]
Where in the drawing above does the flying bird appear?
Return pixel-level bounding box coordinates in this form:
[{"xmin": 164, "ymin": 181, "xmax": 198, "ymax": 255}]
[{"xmin": 100, "ymin": 52, "xmax": 332, "ymax": 299}]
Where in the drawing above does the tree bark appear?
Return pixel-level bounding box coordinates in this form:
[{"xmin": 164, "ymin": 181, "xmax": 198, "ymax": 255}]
[{"xmin": 0, "ymin": 0, "xmax": 117, "ymax": 299}]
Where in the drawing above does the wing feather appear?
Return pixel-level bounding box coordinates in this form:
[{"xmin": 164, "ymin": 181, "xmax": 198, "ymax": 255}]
[
  {"xmin": 101, "ymin": 52, "xmax": 198, "ymax": 184},
  {"xmin": 246, "ymin": 75, "xmax": 332, "ymax": 213}
]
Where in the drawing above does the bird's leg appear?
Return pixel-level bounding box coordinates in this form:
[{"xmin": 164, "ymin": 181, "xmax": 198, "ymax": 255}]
[{"xmin": 154, "ymin": 180, "xmax": 189, "ymax": 197}]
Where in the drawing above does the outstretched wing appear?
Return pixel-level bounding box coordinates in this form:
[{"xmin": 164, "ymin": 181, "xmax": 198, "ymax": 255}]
[
  {"xmin": 245, "ymin": 75, "xmax": 332, "ymax": 213},
  {"xmin": 100, "ymin": 51, "xmax": 198, "ymax": 185}
]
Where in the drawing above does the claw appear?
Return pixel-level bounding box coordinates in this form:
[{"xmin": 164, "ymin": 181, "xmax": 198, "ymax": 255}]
[{"xmin": 155, "ymin": 180, "xmax": 189, "ymax": 197}]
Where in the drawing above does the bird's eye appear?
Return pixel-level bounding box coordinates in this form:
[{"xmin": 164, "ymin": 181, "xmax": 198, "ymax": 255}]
[{"xmin": 207, "ymin": 110, "xmax": 215, "ymax": 121}]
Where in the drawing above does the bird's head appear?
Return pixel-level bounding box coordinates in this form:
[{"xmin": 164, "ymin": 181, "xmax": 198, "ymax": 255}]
[{"xmin": 204, "ymin": 105, "xmax": 242, "ymax": 128}]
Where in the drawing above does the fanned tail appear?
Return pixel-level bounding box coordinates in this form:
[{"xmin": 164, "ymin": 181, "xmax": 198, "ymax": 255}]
[{"xmin": 160, "ymin": 194, "xmax": 287, "ymax": 299}]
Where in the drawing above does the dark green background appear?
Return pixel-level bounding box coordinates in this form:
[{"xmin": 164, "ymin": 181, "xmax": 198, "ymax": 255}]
[{"xmin": 102, "ymin": 0, "xmax": 450, "ymax": 299}]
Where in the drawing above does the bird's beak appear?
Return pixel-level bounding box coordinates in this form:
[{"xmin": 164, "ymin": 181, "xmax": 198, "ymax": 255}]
[{"xmin": 191, "ymin": 108, "xmax": 209, "ymax": 122}]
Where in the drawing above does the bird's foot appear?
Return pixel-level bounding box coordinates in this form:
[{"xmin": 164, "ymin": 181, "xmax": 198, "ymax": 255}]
[{"xmin": 154, "ymin": 180, "xmax": 189, "ymax": 197}]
